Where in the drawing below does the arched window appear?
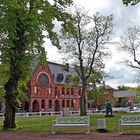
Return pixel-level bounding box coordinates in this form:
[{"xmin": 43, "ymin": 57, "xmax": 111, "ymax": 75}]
[
  {"xmin": 67, "ymin": 100, "xmax": 69, "ymax": 107},
  {"xmin": 67, "ymin": 88, "xmax": 70, "ymax": 96},
  {"xmin": 55, "ymin": 86, "xmax": 57, "ymax": 97},
  {"xmin": 62, "ymin": 87, "xmax": 65, "ymax": 97},
  {"xmin": 32, "ymin": 100, "xmax": 39, "ymax": 112},
  {"xmin": 41, "ymin": 100, "xmax": 45, "ymax": 109},
  {"xmin": 34, "ymin": 85, "xmax": 37, "ymax": 94},
  {"xmin": 57, "ymin": 89, "xmax": 60, "ymax": 97},
  {"xmin": 38, "ymin": 73, "xmax": 49, "ymax": 88},
  {"xmin": 49, "ymin": 100, "xmax": 52, "ymax": 109},
  {"xmin": 55, "ymin": 100, "xmax": 60, "ymax": 111},
  {"xmin": 71, "ymin": 100, "xmax": 74, "ymax": 108},
  {"xmin": 62, "ymin": 100, "xmax": 65, "ymax": 108}
]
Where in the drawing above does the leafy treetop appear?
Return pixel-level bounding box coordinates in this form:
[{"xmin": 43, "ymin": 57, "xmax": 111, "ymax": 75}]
[{"xmin": 122, "ymin": 0, "xmax": 140, "ymax": 5}]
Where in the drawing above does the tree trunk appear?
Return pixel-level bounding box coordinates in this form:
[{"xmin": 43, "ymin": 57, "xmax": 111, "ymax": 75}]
[
  {"xmin": 3, "ymin": 79, "xmax": 18, "ymax": 129},
  {"xmin": 3, "ymin": 96, "xmax": 16, "ymax": 129},
  {"xmin": 3, "ymin": 14, "xmax": 25, "ymax": 129},
  {"xmin": 80, "ymin": 86, "xmax": 87, "ymax": 116}
]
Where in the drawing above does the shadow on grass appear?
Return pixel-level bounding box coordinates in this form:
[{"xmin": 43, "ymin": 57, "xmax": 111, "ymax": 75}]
[{"xmin": 95, "ymin": 129, "xmax": 109, "ymax": 133}]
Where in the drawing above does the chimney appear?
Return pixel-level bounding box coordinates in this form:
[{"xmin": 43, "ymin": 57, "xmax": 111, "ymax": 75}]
[{"xmin": 65, "ymin": 63, "xmax": 69, "ymax": 71}]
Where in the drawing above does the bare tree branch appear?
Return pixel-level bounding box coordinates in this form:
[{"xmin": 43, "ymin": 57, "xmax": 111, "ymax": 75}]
[{"xmin": 121, "ymin": 26, "xmax": 140, "ymax": 70}]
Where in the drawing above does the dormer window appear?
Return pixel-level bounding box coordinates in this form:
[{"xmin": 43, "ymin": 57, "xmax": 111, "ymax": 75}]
[
  {"xmin": 56, "ymin": 73, "xmax": 64, "ymax": 82},
  {"xmin": 65, "ymin": 75, "xmax": 71, "ymax": 83}
]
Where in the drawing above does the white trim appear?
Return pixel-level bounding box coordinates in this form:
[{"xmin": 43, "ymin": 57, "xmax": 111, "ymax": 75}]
[{"xmin": 37, "ymin": 71, "xmax": 50, "ymax": 85}]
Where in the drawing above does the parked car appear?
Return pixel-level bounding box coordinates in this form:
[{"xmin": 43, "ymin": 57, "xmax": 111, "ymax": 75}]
[{"xmin": 129, "ymin": 106, "xmax": 140, "ymax": 113}]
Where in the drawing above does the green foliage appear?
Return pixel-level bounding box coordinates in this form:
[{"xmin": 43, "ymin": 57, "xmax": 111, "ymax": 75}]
[
  {"xmin": 0, "ymin": 88, "xmax": 5, "ymax": 102},
  {"xmin": 0, "ymin": 0, "xmax": 74, "ymax": 128},
  {"xmin": 134, "ymin": 93, "xmax": 140, "ymax": 104},
  {"xmin": 0, "ymin": 64, "xmax": 9, "ymax": 85},
  {"xmin": 88, "ymin": 91, "xmax": 97, "ymax": 100},
  {"xmin": 87, "ymin": 70, "xmax": 105, "ymax": 86},
  {"xmin": 133, "ymin": 87, "xmax": 140, "ymax": 104},
  {"xmin": 117, "ymin": 85, "xmax": 140, "ymax": 104},
  {"xmin": 117, "ymin": 85, "xmax": 129, "ymax": 91},
  {"xmin": 0, "ymin": 63, "xmax": 10, "ymax": 102},
  {"xmin": 97, "ymin": 81, "xmax": 107, "ymax": 95},
  {"xmin": 117, "ymin": 85, "xmax": 138, "ymax": 91},
  {"xmin": 0, "ymin": 0, "xmax": 74, "ymax": 82},
  {"xmin": 122, "ymin": 0, "xmax": 140, "ymax": 5},
  {"xmin": 68, "ymin": 75, "xmax": 80, "ymax": 87}
]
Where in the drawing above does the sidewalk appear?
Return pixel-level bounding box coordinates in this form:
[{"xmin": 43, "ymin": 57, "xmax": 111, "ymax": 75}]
[{"xmin": 0, "ymin": 132, "xmax": 140, "ymax": 140}]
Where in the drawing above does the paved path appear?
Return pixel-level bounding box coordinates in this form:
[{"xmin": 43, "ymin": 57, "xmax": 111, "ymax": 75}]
[{"xmin": 0, "ymin": 132, "xmax": 140, "ymax": 140}]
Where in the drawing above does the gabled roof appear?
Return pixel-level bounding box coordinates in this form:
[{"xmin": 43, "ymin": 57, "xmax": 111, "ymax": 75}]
[
  {"xmin": 114, "ymin": 90, "xmax": 136, "ymax": 98},
  {"xmin": 48, "ymin": 61, "xmax": 78, "ymax": 85},
  {"xmin": 98, "ymin": 85, "xmax": 114, "ymax": 90},
  {"xmin": 105, "ymin": 85, "xmax": 114, "ymax": 90},
  {"xmin": 31, "ymin": 59, "xmax": 39, "ymax": 73},
  {"xmin": 31, "ymin": 59, "xmax": 80, "ymax": 85}
]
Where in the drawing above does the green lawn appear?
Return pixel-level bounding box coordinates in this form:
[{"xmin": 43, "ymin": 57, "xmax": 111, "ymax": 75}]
[{"xmin": 0, "ymin": 113, "xmax": 139, "ymax": 133}]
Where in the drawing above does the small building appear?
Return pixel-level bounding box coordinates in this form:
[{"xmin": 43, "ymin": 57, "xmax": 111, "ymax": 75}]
[
  {"xmin": 96, "ymin": 85, "xmax": 115, "ymax": 109},
  {"xmin": 88, "ymin": 84, "xmax": 137, "ymax": 110},
  {"xmin": 114, "ymin": 90, "xmax": 136, "ymax": 107}
]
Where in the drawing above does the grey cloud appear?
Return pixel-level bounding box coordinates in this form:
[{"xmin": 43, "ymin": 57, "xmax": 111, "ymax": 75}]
[
  {"xmin": 105, "ymin": 64, "xmax": 137, "ymax": 87},
  {"xmin": 45, "ymin": 0, "xmax": 140, "ymax": 88},
  {"xmin": 96, "ymin": 0, "xmax": 140, "ymax": 36}
]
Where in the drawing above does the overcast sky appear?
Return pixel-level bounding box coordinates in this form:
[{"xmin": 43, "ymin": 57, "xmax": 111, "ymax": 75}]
[{"xmin": 45, "ymin": 0, "xmax": 140, "ymax": 88}]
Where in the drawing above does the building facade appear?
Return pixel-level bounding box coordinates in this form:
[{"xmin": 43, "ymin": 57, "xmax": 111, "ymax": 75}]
[
  {"xmin": 24, "ymin": 61, "xmax": 88, "ymax": 112},
  {"xmin": 114, "ymin": 90, "xmax": 136, "ymax": 107}
]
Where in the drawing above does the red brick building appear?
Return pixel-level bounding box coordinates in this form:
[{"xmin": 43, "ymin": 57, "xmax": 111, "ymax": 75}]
[{"xmin": 24, "ymin": 61, "xmax": 88, "ymax": 112}]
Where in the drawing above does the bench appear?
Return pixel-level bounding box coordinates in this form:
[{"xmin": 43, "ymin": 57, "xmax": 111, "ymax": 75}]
[
  {"xmin": 119, "ymin": 114, "xmax": 140, "ymax": 134},
  {"xmin": 52, "ymin": 116, "xmax": 90, "ymax": 134}
]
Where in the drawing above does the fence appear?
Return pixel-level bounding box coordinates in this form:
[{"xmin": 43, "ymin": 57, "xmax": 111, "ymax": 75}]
[
  {"xmin": 0, "ymin": 110, "xmax": 80, "ymax": 118},
  {"xmin": 0, "ymin": 108, "xmax": 129, "ymax": 118}
]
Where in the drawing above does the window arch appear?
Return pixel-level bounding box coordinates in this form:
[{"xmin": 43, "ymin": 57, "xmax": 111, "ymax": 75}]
[{"xmin": 38, "ymin": 73, "xmax": 49, "ymax": 88}]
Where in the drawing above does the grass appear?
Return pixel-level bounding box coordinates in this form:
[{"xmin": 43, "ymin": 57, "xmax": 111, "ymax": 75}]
[{"xmin": 0, "ymin": 112, "xmax": 139, "ymax": 133}]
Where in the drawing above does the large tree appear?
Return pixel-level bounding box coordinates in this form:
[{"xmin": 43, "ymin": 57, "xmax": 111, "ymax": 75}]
[
  {"xmin": 59, "ymin": 8, "xmax": 113, "ymax": 115},
  {"xmin": 0, "ymin": 0, "xmax": 74, "ymax": 129},
  {"xmin": 120, "ymin": 26, "xmax": 140, "ymax": 70}
]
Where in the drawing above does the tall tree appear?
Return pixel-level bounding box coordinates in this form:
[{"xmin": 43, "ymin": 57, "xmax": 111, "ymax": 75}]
[
  {"xmin": 122, "ymin": 0, "xmax": 140, "ymax": 5},
  {"xmin": 59, "ymin": 8, "xmax": 113, "ymax": 115},
  {"xmin": 120, "ymin": 26, "xmax": 140, "ymax": 70},
  {"xmin": 0, "ymin": 0, "xmax": 73, "ymax": 129}
]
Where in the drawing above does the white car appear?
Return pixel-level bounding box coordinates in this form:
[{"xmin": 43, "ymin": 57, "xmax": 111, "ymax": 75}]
[{"xmin": 129, "ymin": 107, "xmax": 140, "ymax": 113}]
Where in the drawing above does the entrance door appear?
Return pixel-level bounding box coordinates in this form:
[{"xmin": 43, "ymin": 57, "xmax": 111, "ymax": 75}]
[
  {"xmin": 55, "ymin": 100, "xmax": 60, "ymax": 111},
  {"xmin": 32, "ymin": 100, "xmax": 39, "ymax": 112}
]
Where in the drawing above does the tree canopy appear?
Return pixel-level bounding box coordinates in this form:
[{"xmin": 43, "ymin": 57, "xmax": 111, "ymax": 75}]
[
  {"xmin": 120, "ymin": 26, "xmax": 140, "ymax": 70},
  {"xmin": 122, "ymin": 0, "xmax": 140, "ymax": 5},
  {"xmin": 0, "ymin": 0, "xmax": 74, "ymax": 129},
  {"xmin": 59, "ymin": 7, "xmax": 113, "ymax": 115}
]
